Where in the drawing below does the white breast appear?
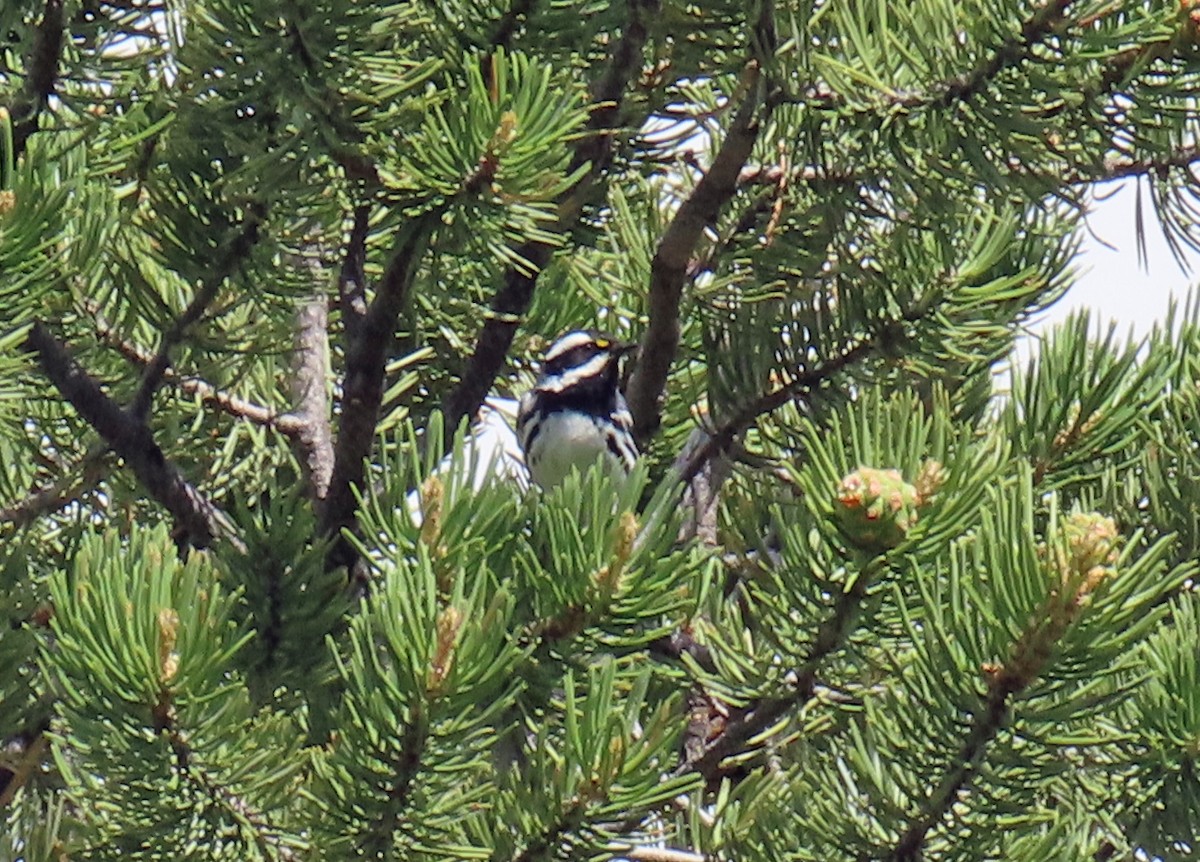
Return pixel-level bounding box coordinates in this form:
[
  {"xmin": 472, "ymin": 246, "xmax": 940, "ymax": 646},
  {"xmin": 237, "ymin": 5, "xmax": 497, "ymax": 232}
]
[{"xmin": 524, "ymin": 409, "xmax": 625, "ymax": 489}]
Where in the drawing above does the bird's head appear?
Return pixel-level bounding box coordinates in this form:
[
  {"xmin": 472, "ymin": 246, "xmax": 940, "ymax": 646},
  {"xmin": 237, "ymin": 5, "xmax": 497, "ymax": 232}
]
[{"xmin": 534, "ymin": 330, "xmax": 636, "ymax": 395}]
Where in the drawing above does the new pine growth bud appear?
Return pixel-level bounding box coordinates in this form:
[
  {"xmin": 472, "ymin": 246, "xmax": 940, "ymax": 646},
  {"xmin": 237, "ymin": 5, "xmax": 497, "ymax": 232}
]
[
  {"xmin": 1054, "ymin": 512, "xmax": 1120, "ymax": 615},
  {"xmin": 419, "ymin": 475, "xmax": 446, "ymax": 559},
  {"xmin": 428, "ymin": 605, "xmax": 462, "ymax": 695},
  {"xmin": 158, "ymin": 608, "xmax": 180, "ymax": 683},
  {"xmin": 1062, "ymin": 512, "xmax": 1120, "ymax": 576},
  {"xmin": 914, "ymin": 459, "xmax": 946, "ymax": 504},
  {"xmin": 997, "ymin": 513, "xmax": 1122, "ymax": 692},
  {"xmin": 592, "ymin": 511, "xmax": 639, "ymax": 599}
]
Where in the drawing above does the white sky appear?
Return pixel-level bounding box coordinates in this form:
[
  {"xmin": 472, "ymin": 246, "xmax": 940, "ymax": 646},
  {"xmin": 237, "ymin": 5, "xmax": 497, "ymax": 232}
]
[{"xmin": 1028, "ymin": 181, "xmax": 1199, "ymax": 340}]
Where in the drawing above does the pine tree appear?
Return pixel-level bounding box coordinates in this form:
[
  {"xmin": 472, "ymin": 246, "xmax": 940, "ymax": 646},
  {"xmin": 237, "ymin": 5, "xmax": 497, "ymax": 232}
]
[{"xmin": 3, "ymin": 1, "xmax": 1200, "ymax": 859}]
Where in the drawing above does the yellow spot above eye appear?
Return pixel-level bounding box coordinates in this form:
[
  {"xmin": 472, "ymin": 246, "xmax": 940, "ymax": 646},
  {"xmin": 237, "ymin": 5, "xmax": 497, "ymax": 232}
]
[{"xmin": 594, "ymin": 338, "xmax": 610, "ymax": 349}]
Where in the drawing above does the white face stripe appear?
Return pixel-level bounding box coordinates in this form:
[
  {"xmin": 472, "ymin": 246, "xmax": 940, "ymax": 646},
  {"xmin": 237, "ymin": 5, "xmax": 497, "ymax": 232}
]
[
  {"xmin": 543, "ymin": 330, "xmax": 597, "ymax": 363},
  {"xmin": 538, "ymin": 352, "xmax": 610, "ymax": 393}
]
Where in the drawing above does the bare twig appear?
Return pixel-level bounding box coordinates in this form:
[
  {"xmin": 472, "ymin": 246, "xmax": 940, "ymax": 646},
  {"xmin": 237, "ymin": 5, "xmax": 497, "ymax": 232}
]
[
  {"xmin": 441, "ymin": 0, "xmax": 654, "ymax": 434},
  {"xmin": 338, "ymin": 204, "xmax": 370, "ymax": 344},
  {"xmin": 292, "ymin": 296, "xmax": 334, "ymax": 499},
  {"xmin": 179, "ymin": 378, "xmax": 304, "ymax": 434},
  {"xmin": 320, "ymin": 213, "xmax": 439, "ymax": 561},
  {"xmin": 91, "ymin": 306, "xmax": 306, "ymax": 436},
  {"xmin": 0, "ymin": 443, "xmax": 108, "ymax": 529},
  {"xmin": 617, "ymin": 847, "xmax": 711, "ymax": 862},
  {"xmin": 25, "ymin": 323, "xmax": 226, "ymax": 550},
  {"xmin": 129, "ymin": 207, "xmax": 265, "ymax": 419},
  {"xmin": 9, "ymin": 0, "xmax": 65, "ymax": 157},
  {"xmin": 675, "ymin": 426, "xmax": 730, "ymax": 546},
  {"xmin": 677, "ymin": 338, "xmax": 876, "ymax": 484}
]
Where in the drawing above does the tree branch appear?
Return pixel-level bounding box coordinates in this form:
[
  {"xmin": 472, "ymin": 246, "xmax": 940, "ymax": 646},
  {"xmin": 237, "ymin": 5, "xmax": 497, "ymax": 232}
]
[
  {"xmin": 319, "ymin": 214, "xmax": 439, "ymax": 562},
  {"xmin": 91, "ymin": 306, "xmax": 307, "ymax": 436},
  {"xmin": 129, "ymin": 207, "xmax": 265, "ymax": 420},
  {"xmin": 885, "ymin": 558, "xmax": 1108, "ymax": 861},
  {"xmin": 616, "ymin": 847, "xmax": 710, "ymax": 862},
  {"xmin": 885, "ymin": 678, "xmax": 1014, "ymax": 862},
  {"xmin": 625, "ymin": 0, "xmax": 777, "ymax": 443},
  {"xmin": 677, "ymin": 338, "xmax": 876, "ymax": 484},
  {"xmin": 919, "ymin": 0, "xmax": 1071, "ymax": 109},
  {"xmin": 780, "ymin": 0, "xmax": 1072, "ymax": 115},
  {"xmin": 292, "ymin": 296, "xmax": 334, "ymax": 499},
  {"xmin": 625, "ymin": 82, "xmax": 763, "ymax": 442},
  {"xmin": 0, "ymin": 444, "xmax": 108, "ymax": 529},
  {"xmin": 337, "ymin": 203, "xmax": 370, "ymax": 345},
  {"xmin": 9, "ymin": 0, "xmax": 65, "ymax": 157},
  {"xmin": 441, "ymin": 0, "xmax": 653, "ymax": 433},
  {"xmin": 677, "ymin": 557, "xmax": 879, "ymax": 783},
  {"xmin": 1051, "ymin": 145, "xmax": 1200, "ymax": 187},
  {"xmin": 152, "ymin": 686, "xmax": 299, "ymax": 859},
  {"xmin": 24, "ymin": 323, "xmax": 226, "ymax": 549}
]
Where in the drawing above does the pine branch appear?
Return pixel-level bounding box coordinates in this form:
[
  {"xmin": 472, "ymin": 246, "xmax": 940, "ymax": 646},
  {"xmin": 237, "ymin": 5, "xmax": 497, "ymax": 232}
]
[
  {"xmin": 9, "ymin": 0, "xmax": 65, "ymax": 157},
  {"xmin": 1053, "ymin": 145, "xmax": 1200, "ymax": 187},
  {"xmin": 283, "ymin": 12, "xmax": 379, "ymax": 185},
  {"xmin": 320, "ymin": 212, "xmax": 440, "ymax": 562},
  {"xmin": 915, "ymin": 0, "xmax": 1071, "ymax": 109},
  {"xmin": 24, "ymin": 323, "xmax": 226, "ymax": 550},
  {"xmin": 152, "ymin": 689, "xmax": 299, "ymax": 859},
  {"xmin": 292, "ymin": 296, "xmax": 334, "ymax": 499},
  {"xmin": 885, "ymin": 679, "xmax": 1013, "ymax": 862},
  {"xmin": 0, "ymin": 444, "xmax": 108, "ymax": 529},
  {"xmin": 337, "ymin": 204, "xmax": 370, "ymax": 344},
  {"xmin": 678, "ymin": 557, "xmax": 880, "ymax": 783},
  {"xmin": 885, "ymin": 543, "xmax": 1117, "ymax": 861},
  {"xmin": 441, "ymin": 0, "xmax": 653, "ymax": 434},
  {"xmin": 782, "ymin": 0, "xmax": 1072, "ymax": 114},
  {"xmin": 91, "ymin": 307, "xmax": 307, "ymax": 436},
  {"xmin": 129, "ymin": 207, "xmax": 265, "ymax": 420},
  {"xmin": 677, "ymin": 338, "xmax": 877, "ymax": 483},
  {"xmin": 361, "ymin": 720, "xmax": 427, "ymax": 858},
  {"xmin": 625, "ymin": 0, "xmax": 777, "ymax": 443}
]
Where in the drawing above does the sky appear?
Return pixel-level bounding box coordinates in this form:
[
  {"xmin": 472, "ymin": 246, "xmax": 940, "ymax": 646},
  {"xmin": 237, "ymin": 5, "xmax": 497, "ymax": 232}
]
[{"xmin": 1028, "ymin": 181, "xmax": 1199, "ymax": 341}]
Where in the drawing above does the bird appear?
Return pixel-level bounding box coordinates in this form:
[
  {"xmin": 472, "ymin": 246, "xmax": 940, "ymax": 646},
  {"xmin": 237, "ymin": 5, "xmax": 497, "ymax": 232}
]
[{"xmin": 517, "ymin": 329, "xmax": 638, "ymax": 489}]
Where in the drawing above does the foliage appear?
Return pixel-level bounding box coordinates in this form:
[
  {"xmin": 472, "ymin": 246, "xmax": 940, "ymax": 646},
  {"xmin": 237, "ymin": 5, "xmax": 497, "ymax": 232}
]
[{"xmin": 2, "ymin": 0, "xmax": 1200, "ymax": 860}]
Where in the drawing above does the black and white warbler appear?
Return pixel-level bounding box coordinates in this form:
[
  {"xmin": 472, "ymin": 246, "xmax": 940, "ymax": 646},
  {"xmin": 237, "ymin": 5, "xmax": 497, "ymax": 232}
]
[{"xmin": 517, "ymin": 330, "xmax": 638, "ymax": 489}]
